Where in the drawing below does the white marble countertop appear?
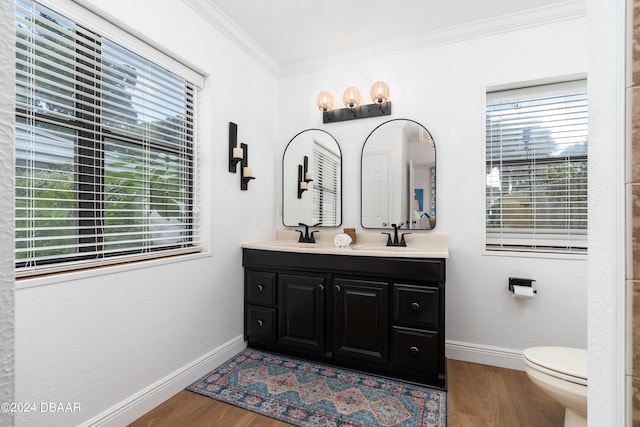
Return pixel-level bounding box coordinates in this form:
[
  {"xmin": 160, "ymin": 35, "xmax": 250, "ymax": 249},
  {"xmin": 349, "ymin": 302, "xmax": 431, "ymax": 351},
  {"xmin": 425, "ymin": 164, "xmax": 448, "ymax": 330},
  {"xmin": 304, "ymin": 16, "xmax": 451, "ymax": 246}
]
[{"xmin": 241, "ymin": 229, "xmax": 449, "ymax": 259}]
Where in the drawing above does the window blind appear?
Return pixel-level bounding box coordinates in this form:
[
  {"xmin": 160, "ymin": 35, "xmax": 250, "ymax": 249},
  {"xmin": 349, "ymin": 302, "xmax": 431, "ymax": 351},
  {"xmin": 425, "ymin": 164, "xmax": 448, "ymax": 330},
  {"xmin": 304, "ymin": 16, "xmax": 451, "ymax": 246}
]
[
  {"xmin": 312, "ymin": 141, "xmax": 341, "ymax": 226},
  {"xmin": 485, "ymin": 80, "xmax": 588, "ymax": 253},
  {"xmin": 15, "ymin": 0, "xmax": 200, "ymax": 277}
]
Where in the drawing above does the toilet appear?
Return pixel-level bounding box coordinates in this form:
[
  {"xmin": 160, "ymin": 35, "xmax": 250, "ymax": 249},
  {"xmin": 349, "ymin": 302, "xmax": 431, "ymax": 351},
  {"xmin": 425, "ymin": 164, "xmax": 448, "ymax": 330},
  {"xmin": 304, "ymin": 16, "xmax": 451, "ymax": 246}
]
[{"xmin": 523, "ymin": 346, "xmax": 587, "ymax": 427}]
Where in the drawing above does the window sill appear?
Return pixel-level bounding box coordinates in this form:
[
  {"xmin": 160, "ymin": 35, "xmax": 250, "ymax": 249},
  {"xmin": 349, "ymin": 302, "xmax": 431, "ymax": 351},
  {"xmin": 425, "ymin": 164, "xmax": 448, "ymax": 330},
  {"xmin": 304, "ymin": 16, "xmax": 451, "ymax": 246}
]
[
  {"xmin": 482, "ymin": 248, "xmax": 587, "ymax": 261},
  {"xmin": 15, "ymin": 250, "xmax": 212, "ymax": 290}
]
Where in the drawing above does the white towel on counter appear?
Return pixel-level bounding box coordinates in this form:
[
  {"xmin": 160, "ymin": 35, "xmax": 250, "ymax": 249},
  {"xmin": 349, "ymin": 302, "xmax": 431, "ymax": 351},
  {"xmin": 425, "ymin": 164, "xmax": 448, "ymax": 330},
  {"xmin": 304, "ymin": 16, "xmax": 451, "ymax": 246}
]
[{"xmin": 334, "ymin": 233, "xmax": 353, "ymax": 248}]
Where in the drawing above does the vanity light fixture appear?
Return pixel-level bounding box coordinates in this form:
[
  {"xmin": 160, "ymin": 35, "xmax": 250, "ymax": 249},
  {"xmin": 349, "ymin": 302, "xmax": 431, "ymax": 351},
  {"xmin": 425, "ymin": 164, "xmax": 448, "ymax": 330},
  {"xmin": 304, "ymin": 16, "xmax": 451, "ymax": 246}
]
[
  {"xmin": 343, "ymin": 87, "xmax": 361, "ymax": 109},
  {"xmin": 318, "ymin": 81, "xmax": 392, "ymax": 123},
  {"xmin": 316, "ymin": 91, "xmax": 334, "ymax": 112},
  {"xmin": 228, "ymin": 122, "xmax": 244, "ymax": 173},
  {"xmin": 370, "ymin": 81, "xmax": 390, "ymax": 104},
  {"xmin": 240, "ymin": 143, "xmax": 254, "ymax": 190}
]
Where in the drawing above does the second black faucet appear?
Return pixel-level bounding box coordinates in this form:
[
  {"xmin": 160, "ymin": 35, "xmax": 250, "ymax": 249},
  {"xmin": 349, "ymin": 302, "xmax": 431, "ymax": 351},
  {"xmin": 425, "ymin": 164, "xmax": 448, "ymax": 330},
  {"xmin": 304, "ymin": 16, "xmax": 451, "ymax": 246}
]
[{"xmin": 382, "ymin": 222, "xmax": 411, "ymax": 247}]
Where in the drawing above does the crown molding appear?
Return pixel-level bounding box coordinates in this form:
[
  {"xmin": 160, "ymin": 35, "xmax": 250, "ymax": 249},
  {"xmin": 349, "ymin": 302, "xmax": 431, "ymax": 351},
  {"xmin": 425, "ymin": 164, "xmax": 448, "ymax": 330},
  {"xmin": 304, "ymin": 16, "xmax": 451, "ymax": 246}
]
[
  {"xmin": 279, "ymin": 0, "xmax": 587, "ymax": 78},
  {"xmin": 182, "ymin": 0, "xmax": 281, "ymax": 77},
  {"xmin": 183, "ymin": 0, "xmax": 585, "ymax": 80}
]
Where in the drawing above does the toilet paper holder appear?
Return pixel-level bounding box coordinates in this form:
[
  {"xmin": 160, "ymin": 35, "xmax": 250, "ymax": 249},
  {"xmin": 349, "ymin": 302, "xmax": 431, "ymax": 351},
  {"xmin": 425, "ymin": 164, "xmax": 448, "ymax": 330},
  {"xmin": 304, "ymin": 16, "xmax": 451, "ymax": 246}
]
[{"xmin": 508, "ymin": 277, "xmax": 537, "ymax": 294}]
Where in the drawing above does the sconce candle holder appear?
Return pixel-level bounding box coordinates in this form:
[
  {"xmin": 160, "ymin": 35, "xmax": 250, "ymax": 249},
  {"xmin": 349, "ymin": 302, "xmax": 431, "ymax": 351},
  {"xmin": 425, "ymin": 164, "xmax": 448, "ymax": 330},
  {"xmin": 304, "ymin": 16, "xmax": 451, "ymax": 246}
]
[
  {"xmin": 240, "ymin": 143, "xmax": 254, "ymax": 190},
  {"xmin": 297, "ymin": 164, "xmax": 308, "ymax": 198},
  {"xmin": 303, "ymin": 155, "xmax": 313, "ymax": 183},
  {"xmin": 228, "ymin": 122, "xmax": 244, "ymax": 173}
]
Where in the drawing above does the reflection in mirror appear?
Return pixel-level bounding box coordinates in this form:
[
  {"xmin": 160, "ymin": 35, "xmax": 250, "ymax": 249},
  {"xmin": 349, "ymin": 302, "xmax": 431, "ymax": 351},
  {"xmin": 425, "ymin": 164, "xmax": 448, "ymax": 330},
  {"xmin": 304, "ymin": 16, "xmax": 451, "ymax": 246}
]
[
  {"xmin": 283, "ymin": 129, "xmax": 342, "ymax": 227},
  {"xmin": 361, "ymin": 119, "xmax": 436, "ymax": 230}
]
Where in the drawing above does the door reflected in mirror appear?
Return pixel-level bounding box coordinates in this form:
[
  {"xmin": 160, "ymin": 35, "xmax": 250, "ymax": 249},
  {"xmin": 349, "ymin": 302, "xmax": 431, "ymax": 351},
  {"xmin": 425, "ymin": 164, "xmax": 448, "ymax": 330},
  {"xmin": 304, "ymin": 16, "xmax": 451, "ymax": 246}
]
[
  {"xmin": 283, "ymin": 129, "xmax": 342, "ymax": 227},
  {"xmin": 361, "ymin": 119, "xmax": 436, "ymax": 230}
]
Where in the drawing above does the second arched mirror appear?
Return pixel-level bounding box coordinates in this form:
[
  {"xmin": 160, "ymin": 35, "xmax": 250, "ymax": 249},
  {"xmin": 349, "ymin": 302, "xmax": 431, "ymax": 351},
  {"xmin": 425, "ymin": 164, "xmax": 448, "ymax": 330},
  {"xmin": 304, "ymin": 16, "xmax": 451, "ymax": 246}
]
[
  {"xmin": 283, "ymin": 129, "xmax": 342, "ymax": 227},
  {"xmin": 361, "ymin": 119, "xmax": 436, "ymax": 230}
]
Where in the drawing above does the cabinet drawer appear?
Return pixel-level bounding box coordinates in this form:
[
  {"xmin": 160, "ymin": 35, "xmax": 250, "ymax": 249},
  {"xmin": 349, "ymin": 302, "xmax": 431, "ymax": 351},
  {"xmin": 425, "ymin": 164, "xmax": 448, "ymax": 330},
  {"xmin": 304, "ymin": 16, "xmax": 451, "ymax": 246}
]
[
  {"xmin": 391, "ymin": 327, "xmax": 438, "ymax": 373},
  {"xmin": 393, "ymin": 284, "xmax": 438, "ymax": 329},
  {"xmin": 247, "ymin": 306, "xmax": 277, "ymax": 344},
  {"xmin": 247, "ymin": 271, "xmax": 276, "ymax": 305}
]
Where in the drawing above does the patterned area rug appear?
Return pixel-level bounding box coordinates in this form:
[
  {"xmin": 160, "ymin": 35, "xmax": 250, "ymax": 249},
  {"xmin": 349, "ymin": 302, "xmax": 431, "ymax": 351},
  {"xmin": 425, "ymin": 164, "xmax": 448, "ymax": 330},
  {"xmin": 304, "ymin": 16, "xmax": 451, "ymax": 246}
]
[{"xmin": 187, "ymin": 348, "xmax": 446, "ymax": 427}]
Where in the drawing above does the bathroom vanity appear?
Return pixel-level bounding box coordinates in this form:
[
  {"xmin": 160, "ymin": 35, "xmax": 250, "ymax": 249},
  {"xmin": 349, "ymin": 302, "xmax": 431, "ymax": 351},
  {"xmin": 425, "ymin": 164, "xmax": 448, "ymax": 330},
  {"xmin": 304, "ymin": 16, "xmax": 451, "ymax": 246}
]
[{"xmin": 241, "ymin": 232, "xmax": 448, "ymax": 389}]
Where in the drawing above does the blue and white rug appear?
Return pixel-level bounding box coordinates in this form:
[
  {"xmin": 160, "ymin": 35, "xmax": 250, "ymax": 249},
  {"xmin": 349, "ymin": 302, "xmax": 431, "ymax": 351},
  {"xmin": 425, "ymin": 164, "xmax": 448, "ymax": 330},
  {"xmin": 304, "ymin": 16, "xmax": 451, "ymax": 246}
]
[{"xmin": 187, "ymin": 348, "xmax": 446, "ymax": 427}]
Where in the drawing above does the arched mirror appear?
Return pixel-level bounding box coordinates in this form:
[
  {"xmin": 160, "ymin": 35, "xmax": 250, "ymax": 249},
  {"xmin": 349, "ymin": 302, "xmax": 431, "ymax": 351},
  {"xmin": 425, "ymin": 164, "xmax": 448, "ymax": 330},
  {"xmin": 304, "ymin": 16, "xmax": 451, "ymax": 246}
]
[
  {"xmin": 361, "ymin": 119, "xmax": 436, "ymax": 229},
  {"xmin": 283, "ymin": 129, "xmax": 342, "ymax": 227}
]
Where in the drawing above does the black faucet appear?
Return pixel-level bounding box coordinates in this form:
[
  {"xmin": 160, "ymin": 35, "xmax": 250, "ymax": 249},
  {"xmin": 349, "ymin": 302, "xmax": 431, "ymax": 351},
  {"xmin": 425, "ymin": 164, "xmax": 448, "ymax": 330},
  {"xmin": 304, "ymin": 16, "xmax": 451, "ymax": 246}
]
[
  {"xmin": 382, "ymin": 222, "xmax": 411, "ymax": 247},
  {"xmin": 296, "ymin": 222, "xmax": 320, "ymax": 243}
]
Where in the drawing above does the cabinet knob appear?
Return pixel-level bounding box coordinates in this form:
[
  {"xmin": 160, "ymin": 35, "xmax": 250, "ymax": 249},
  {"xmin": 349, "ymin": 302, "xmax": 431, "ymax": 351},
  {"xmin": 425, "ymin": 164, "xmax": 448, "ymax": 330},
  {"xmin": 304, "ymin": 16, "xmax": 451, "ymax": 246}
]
[
  {"xmin": 318, "ymin": 284, "xmax": 324, "ymax": 291},
  {"xmin": 410, "ymin": 346, "xmax": 419, "ymax": 355},
  {"xmin": 411, "ymin": 302, "xmax": 420, "ymax": 311},
  {"xmin": 335, "ymin": 284, "xmax": 341, "ymax": 293},
  {"xmin": 257, "ymin": 319, "xmax": 263, "ymax": 327},
  {"xmin": 257, "ymin": 284, "xmax": 263, "ymax": 292}
]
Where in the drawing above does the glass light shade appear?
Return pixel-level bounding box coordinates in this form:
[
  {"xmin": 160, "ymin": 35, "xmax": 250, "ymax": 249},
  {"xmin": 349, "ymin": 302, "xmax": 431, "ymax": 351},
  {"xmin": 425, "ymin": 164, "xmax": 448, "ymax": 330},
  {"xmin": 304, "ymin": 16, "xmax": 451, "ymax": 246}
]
[
  {"xmin": 343, "ymin": 87, "xmax": 361, "ymax": 109},
  {"xmin": 370, "ymin": 81, "xmax": 390, "ymax": 104},
  {"xmin": 316, "ymin": 91, "xmax": 334, "ymax": 112}
]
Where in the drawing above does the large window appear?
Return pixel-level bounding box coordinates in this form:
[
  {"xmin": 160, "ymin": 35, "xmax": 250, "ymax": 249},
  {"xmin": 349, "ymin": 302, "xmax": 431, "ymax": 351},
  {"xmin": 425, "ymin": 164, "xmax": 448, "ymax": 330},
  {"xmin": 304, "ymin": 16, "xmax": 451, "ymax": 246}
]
[
  {"xmin": 15, "ymin": 0, "xmax": 201, "ymax": 277},
  {"xmin": 485, "ymin": 80, "xmax": 588, "ymax": 254}
]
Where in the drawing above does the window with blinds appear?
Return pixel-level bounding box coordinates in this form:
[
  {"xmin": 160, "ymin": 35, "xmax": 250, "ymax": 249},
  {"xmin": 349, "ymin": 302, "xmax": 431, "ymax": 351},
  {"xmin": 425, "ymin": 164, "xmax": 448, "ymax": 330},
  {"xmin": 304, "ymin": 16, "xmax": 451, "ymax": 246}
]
[
  {"xmin": 15, "ymin": 0, "xmax": 201, "ymax": 277},
  {"xmin": 485, "ymin": 80, "xmax": 588, "ymax": 253},
  {"xmin": 312, "ymin": 141, "xmax": 341, "ymax": 226}
]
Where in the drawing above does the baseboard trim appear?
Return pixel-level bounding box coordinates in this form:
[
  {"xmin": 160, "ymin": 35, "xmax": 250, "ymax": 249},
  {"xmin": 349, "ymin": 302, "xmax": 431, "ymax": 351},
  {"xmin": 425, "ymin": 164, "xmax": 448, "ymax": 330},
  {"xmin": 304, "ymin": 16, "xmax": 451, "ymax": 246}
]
[
  {"xmin": 79, "ymin": 335, "xmax": 246, "ymax": 427},
  {"xmin": 446, "ymin": 340, "xmax": 525, "ymax": 371}
]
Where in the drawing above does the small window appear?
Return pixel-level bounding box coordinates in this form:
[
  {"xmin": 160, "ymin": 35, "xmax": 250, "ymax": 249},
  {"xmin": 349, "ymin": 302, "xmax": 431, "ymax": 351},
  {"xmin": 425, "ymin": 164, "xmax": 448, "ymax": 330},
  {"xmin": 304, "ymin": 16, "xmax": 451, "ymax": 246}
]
[
  {"xmin": 485, "ymin": 80, "xmax": 588, "ymax": 254},
  {"xmin": 15, "ymin": 0, "xmax": 201, "ymax": 277}
]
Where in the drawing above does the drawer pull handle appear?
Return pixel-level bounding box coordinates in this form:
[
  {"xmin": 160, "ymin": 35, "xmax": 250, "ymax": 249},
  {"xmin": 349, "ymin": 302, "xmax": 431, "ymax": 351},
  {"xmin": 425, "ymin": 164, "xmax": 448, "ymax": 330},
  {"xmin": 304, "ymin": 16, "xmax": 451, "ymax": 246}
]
[
  {"xmin": 257, "ymin": 284, "xmax": 264, "ymax": 292},
  {"xmin": 319, "ymin": 284, "xmax": 324, "ymax": 291},
  {"xmin": 410, "ymin": 346, "xmax": 419, "ymax": 355},
  {"xmin": 411, "ymin": 302, "xmax": 420, "ymax": 311},
  {"xmin": 257, "ymin": 319, "xmax": 264, "ymax": 327},
  {"xmin": 335, "ymin": 284, "xmax": 341, "ymax": 293}
]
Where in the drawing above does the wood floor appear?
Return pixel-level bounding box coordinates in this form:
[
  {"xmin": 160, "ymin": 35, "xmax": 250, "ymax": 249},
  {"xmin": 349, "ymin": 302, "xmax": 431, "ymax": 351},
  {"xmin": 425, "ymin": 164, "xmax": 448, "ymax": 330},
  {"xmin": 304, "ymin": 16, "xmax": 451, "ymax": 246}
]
[{"xmin": 129, "ymin": 359, "xmax": 565, "ymax": 427}]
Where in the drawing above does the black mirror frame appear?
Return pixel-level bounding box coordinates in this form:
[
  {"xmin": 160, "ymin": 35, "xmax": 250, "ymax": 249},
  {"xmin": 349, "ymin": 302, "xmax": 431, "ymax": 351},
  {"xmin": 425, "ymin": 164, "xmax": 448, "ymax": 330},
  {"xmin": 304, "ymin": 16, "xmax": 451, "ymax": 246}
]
[
  {"xmin": 360, "ymin": 118, "xmax": 437, "ymax": 230},
  {"xmin": 282, "ymin": 129, "xmax": 343, "ymax": 228}
]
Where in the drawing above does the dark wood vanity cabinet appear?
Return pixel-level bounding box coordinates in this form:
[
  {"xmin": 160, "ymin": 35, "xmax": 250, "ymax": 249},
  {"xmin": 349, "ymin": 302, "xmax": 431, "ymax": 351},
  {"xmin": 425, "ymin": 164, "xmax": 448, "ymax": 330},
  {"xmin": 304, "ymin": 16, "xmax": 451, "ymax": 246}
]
[
  {"xmin": 243, "ymin": 248, "xmax": 446, "ymax": 389},
  {"xmin": 279, "ymin": 273, "xmax": 326, "ymax": 354}
]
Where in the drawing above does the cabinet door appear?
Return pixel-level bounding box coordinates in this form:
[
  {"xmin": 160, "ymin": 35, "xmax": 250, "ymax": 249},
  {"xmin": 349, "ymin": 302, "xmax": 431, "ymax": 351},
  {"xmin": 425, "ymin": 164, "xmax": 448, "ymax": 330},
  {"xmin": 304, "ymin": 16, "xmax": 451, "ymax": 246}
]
[
  {"xmin": 333, "ymin": 277, "xmax": 388, "ymax": 364},
  {"xmin": 279, "ymin": 274, "xmax": 326, "ymax": 354}
]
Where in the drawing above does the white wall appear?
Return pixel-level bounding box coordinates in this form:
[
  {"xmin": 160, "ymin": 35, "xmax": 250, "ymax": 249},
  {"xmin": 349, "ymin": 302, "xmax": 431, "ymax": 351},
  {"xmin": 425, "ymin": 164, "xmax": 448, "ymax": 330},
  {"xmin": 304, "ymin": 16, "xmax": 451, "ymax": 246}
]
[
  {"xmin": 11, "ymin": 1, "xmax": 279, "ymax": 426},
  {"xmin": 0, "ymin": 0, "xmax": 15, "ymax": 426},
  {"xmin": 587, "ymin": 0, "xmax": 626, "ymax": 424},
  {"xmin": 277, "ymin": 17, "xmax": 589, "ymax": 368}
]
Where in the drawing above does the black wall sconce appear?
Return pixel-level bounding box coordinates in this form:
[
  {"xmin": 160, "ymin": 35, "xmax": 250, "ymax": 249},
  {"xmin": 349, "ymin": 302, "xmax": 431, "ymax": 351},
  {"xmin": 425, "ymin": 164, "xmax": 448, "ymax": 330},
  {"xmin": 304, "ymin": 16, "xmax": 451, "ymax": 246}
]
[
  {"xmin": 240, "ymin": 143, "xmax": 254, "ymax": 190},
  {"xmin": 229, "ymin": 122, "xmax": 254, "ymax": 190},
  {"xmin": 317, "ymin": 81, "xmax": 392, "ymax": 124},
  {"xmin": 297, "ymin": 156, "xmax": 313, "ymax": 199},
  {"xmin": 228, "ymin": 122, "xmax": 243, "ymax": 173}
]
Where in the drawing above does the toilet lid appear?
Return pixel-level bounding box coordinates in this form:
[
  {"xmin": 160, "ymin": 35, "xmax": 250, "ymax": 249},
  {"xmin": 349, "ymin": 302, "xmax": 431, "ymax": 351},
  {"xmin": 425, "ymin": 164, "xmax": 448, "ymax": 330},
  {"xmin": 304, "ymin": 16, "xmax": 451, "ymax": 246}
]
[{"xmin": 523, "ymin": 346, "xmax": 587, "ymax": 383}]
